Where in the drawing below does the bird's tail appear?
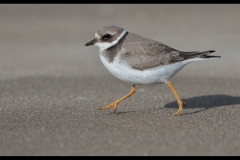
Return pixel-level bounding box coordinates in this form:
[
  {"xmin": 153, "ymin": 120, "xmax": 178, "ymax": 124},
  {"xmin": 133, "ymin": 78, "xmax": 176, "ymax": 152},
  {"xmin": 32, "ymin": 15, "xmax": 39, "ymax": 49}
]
[{"xmin": 178, "ymin": 50, "xmax": 221, "ymax": 59}]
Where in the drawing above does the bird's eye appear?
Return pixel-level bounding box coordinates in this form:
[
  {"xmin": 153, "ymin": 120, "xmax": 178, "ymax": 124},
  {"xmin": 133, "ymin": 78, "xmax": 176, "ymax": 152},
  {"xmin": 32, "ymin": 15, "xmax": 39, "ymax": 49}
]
[{"xmin": 102, "ymin": 34, "xmax": 111, "ymax": 40}]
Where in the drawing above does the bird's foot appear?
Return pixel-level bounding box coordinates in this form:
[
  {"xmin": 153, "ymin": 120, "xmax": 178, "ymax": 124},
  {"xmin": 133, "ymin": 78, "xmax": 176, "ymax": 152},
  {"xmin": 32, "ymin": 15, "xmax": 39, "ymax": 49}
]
[
  {"xmin": 99, "ymin": 101, "xmax": 119, "ymax": 113},
  {"xmin": 172, "ymin": 109, "xmax": 182, "ymax": 116},
  {"xmin": 172, "ymin": 101, "xmax": 186, "ymax": 116}
]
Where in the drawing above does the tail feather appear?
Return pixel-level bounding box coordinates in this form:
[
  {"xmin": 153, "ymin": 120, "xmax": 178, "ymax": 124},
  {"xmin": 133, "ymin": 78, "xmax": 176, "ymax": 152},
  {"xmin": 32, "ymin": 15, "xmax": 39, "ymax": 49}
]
[
  {"xmin": 178, "ymin": 50, "xmax": 221, "ymax": 59},
  {"xmin": 204, "ymin": 55, "xmax": 221, "ymax": 58},
  {"xmin": 207, "ymin": 50, "xmax": 216, "ymax": 53}
]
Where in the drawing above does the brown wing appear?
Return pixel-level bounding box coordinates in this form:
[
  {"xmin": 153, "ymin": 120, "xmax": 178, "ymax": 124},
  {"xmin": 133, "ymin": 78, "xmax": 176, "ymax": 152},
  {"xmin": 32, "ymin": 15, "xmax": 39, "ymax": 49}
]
[
  {"xmin": 120, "ymin": 33, "xmax": 180, "ymax": 71},
  {"xmin": 120, "ymin": 33, "xmax": 217, "ymax": 71}
]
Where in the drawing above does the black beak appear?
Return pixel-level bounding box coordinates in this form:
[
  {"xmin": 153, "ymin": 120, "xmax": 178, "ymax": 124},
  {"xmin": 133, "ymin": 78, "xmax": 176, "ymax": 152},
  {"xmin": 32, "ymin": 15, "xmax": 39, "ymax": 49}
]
[{"xmin": 85, "ymin": 38, "xmax": 97, "ymax": 46}]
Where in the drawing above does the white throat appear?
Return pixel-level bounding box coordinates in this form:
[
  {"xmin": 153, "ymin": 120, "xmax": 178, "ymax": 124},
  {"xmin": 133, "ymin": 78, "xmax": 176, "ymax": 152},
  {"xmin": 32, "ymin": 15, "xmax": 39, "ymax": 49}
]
[{"xmin": 95, "ymin": 30, "xmax": 127, "ymax": 52}]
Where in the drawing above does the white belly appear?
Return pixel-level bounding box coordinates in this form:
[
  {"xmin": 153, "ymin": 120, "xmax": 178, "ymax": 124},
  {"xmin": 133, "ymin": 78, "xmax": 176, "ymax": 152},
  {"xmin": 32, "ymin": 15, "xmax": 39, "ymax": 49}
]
[{"xmin": 100, "ymin": 54, "xmax": 204, "ymax": 85}]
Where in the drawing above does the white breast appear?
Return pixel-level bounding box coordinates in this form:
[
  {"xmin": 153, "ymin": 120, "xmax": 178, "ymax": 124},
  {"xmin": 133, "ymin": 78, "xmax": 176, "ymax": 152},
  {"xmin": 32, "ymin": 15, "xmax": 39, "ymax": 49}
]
[{"xmin": 100, "ymin": 54, "xmax": 204, "ymax": 85}]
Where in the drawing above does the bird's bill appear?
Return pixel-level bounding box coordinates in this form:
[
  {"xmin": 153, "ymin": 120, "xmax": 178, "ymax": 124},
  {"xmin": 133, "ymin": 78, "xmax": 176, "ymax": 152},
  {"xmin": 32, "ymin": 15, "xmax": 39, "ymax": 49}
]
[{"xmin": 85, "ymin": 38, "xmax": 97, "ymax": 46}]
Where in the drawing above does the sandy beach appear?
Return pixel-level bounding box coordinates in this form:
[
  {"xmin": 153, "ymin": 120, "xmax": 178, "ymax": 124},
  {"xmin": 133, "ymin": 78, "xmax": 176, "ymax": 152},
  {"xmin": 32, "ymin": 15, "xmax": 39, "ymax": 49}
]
[{"xmin": 0, "ymin": 4, "xmax": 240, "ymax": 155}]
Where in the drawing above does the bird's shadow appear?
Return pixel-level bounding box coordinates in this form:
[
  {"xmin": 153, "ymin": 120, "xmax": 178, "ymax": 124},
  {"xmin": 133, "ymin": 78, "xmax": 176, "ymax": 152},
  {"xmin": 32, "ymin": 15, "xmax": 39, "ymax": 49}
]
[{"xmin": 164, "ymin": 94, "xmax": 240, "ymax": 115}]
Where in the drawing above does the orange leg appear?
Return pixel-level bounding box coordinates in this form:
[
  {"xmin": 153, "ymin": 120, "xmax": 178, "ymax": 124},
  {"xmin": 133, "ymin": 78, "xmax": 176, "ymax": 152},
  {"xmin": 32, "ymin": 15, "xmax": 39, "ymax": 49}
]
[
  {"xmin": 101, "ymin": 85, "xmax": 136, "ymax": 113},
  {"xmin": 166, "ymin": 81, "xmax": 187, "ymax": 116}
]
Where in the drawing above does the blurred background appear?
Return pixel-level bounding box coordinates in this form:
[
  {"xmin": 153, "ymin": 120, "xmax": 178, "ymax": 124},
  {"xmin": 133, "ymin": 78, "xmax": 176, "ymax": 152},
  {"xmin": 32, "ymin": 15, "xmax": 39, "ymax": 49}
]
[{"xmin": 0, "ymin": 4, "xmax": 239, "ymax": 80}]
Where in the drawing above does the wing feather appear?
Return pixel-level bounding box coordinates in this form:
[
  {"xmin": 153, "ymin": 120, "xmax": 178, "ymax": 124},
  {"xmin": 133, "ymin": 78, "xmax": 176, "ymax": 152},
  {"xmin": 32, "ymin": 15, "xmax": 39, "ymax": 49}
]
[
  {"xmin": 119, "ymin": 33, "xmax": 216, "ymax": 71},
  {"xmin": 120, "ymin": 33, "xmax": 178, "ymax": 70}
]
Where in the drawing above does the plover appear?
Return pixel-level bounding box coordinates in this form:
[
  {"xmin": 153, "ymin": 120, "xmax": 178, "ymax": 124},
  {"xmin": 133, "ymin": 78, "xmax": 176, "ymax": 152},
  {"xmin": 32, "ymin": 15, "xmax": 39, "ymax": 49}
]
[{"xmin": 85, "ymin": 25, "xmax": 220, "ymax": 115}]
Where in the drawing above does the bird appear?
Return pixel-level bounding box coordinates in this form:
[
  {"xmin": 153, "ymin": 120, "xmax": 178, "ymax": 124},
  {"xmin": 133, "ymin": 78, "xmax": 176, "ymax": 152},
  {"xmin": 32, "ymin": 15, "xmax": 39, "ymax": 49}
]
[{"xmin": 85, "ymin": 25, "xmax": 221, "ymax": 115}]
